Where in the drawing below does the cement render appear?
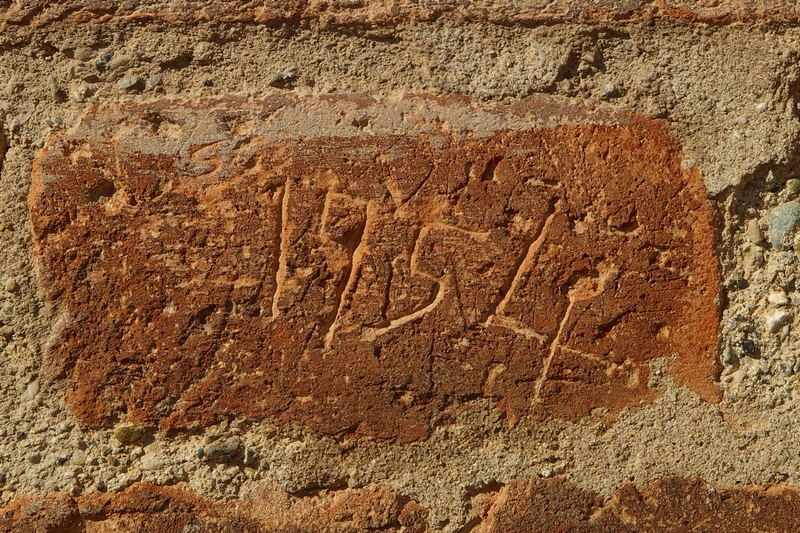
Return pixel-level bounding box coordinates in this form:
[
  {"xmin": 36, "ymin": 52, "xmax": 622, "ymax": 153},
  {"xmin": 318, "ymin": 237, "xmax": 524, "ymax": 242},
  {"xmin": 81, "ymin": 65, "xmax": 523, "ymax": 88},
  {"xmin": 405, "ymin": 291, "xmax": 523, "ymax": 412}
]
[{"xmin": 0, "ymin": 18, "xmax": 797, "ymax": 531}]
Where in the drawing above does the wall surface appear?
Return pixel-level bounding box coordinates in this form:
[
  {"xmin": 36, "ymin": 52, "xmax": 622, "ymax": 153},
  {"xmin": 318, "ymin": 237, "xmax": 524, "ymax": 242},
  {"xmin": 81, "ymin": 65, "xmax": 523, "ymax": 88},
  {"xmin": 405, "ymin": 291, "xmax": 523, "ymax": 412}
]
[{"xmin": 2, "ymin": 1, "xmax": 800, "ymax": 531}]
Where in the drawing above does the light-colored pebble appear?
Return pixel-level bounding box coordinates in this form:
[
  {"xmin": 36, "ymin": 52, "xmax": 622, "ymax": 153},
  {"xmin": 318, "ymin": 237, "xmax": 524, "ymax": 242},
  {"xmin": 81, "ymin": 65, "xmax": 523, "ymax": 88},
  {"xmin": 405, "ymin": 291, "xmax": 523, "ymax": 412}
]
[
  {"xmin": 768, "ymin": 292, "xmax": 789, "ymax": 306},
  {"xmin": 25, "ymin": 379, "xmax": 39, "ymax": 400},
  {"xmin": 72, "ymin": 47, "xmax": 94, "ymax": 62},
  {"xmin": 140, "ymin": 453, "xmax": 165, "ymax": 471},
  {"xmin": 119, "ymin": 76, "xmax": 143, "ymax": 91},
  {"xmin": 147, "ymin": 73, "xmax": 163, "ymax": 89},
  {"xmin": 766, "ymin": 310, "xmax": 792, "ymax": 333},
  {"xmin": 71, "ymin": 450, "xmax": 86, "ymax": 466},
  {"xmin": 746, "ymin": 219, "xmax": 764, "ymax": 245},
  {"xmin": 600, "ymin": 83, "xmax": 616, "ymax": 97},
  {"xmin": 107, "ymin": 55, "xmax": 132, "ymax": 71}
]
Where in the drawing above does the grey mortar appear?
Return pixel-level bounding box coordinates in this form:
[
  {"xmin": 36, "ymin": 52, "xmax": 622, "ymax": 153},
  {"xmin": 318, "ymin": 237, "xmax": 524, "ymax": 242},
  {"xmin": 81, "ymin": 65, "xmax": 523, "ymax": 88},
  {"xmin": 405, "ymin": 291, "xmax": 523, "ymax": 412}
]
[{"xmin": 0, "ymin": 18, "xmax": 799, "ymax": 532}]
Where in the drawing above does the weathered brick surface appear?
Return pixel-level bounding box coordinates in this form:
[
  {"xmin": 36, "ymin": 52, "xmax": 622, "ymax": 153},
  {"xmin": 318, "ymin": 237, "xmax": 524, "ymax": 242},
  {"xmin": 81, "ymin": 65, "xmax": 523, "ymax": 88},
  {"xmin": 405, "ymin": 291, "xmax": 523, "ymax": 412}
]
[
  {"xmin": 2, "ymin": 0, "xmax": 798, "ymax": 27},
  {"xmin": 471, "ymin": 476, "xmax": 800, "ymax": 532},
  {"xmin": 0, "ymin": 482, "xmax": 426, "ymax": 533},
  {"xmin": 5, "ymin": 477, "xmax": 800, "ymax": 532},
  {"xmin": 30, "ymin": 94, "xmax": 720, "ymax": 439}
]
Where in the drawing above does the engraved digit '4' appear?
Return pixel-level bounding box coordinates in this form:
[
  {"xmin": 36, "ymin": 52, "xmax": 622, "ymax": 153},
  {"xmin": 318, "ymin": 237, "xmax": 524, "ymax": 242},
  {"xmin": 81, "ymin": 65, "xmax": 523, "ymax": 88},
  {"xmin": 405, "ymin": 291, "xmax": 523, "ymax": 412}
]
[
  {"xmin": 532, "ymin": 262, "xmax": 618, "ymax": 405},
  {"xmin": 483, "ymin": 199, "xmax": 561, "ymax": 342}
]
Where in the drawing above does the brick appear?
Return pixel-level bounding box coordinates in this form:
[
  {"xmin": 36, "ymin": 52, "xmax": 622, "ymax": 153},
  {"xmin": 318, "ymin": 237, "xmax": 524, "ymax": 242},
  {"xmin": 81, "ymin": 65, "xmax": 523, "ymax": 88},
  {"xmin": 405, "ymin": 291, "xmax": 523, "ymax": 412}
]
[
  {"xmin": 471, "ymin": 476, "xmax": 800, "ymax": 533},
  {"xmin": 2, "ymin": 0, "xmax": 798, "ymax": 27},
  {"xmin": 5, "ymin": 477, "xmax": 800, "ymax": 532},
  {"xmin": 0, "ymin": 482, "xmax": 423, "ymax": 533},
  {"xmin": 30, "ymin": 94, "xmax": 720, "ymax": 440}
]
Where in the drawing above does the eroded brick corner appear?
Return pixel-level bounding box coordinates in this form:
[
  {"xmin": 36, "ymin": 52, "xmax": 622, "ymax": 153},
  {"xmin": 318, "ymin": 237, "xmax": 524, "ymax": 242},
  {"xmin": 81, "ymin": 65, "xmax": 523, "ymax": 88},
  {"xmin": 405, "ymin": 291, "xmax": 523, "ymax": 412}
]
[{"xmin": 30, "ymin": 94, "xmax": 720, "ymax": 440}]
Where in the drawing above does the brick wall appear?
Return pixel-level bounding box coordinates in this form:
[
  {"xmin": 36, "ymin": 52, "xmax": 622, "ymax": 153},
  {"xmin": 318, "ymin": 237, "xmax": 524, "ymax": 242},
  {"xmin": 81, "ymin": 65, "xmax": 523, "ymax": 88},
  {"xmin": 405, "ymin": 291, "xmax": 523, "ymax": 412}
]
[{"xmin": 0, "ymin": 1, "xmax": 799, "ymax": 531}]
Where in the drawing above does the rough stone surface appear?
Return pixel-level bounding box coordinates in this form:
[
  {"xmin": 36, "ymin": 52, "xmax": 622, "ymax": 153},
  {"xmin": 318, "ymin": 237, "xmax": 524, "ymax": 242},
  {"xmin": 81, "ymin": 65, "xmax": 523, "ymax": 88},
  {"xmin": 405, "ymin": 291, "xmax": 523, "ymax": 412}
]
[
  {"xmin": 29, "ymin": 95, "xmax": 719, "ymax": 440},
  {"xmin": 6, "ymin": 0, "xmax": 800, "ymax": 27}
]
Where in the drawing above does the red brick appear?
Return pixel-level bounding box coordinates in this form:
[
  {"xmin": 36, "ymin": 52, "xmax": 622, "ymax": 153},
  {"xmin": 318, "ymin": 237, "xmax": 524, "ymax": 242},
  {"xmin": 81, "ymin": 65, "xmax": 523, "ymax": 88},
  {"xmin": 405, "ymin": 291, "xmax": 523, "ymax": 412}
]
[
  {"xmin": 5, "ymin": 477, "xmax": 800, "ymax": 532},
  {"xmin": 2, "ymin": 0, "xmax": 797, "ymax": 27},
  {"xmin": 30, "ymin": 95, "xmax": 720, "ymax": 440},
  {"xmin": 472, "ymin": 476, "xmax": 800, "ymax": 533},
  {"xmin": 0, "ymin": 482, "xmax": 423, "ymax": 533}
]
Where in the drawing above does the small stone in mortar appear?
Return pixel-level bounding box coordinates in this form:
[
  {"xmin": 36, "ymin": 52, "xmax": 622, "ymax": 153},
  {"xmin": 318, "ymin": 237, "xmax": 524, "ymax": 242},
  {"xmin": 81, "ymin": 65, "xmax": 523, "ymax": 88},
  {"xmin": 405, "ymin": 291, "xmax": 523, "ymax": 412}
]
[
  {"xmin": 114, "ymin": 425, "xmax": 145, "ymax": 445},
  {"xmin": 205, "ymin": 437, "xmax": 242, "ymax": 464},
  {"xmin": 787, "ymin": 179, "xmax": 800, "ymax": 197},
  {"xmin": 26, "ymin": 379, "xmax": 39, "ymax": 400},
  {"xmin": 94, "ymin": 50, "xmax": 112, "ymax": 70},
  {"xmin": 119, "ymin": 76, "xmax": 144, "ymax": 92},
  {"xmin": 742, "ymin": 339, "xmax": 757, "ymax": 355},
  {"xmin": 768, "ymin": 292, "xmax": 789, "ymax": 306},
  {"xmin": 766, "ymin": 310, "xmax": 791, "ymax": 333},
  {"xmin": 767, "ymin": 202, "xmax": 800, "ymax": 250},
  {"xmin": 746, "ymin": 219, "xmax": 764, "ymax": 245}
]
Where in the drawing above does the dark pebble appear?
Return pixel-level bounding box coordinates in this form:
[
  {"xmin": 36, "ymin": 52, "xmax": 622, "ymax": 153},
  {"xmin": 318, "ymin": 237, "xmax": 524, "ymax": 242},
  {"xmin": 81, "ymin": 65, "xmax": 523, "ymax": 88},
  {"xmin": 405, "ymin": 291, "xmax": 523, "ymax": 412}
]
[
  {"xmin": 742, "ymin": 339, "xmax": 756, "ymax": 355},
  {"xmin": 205, "ymin": 437, "xmax": 242, "ymax": 464},
  {"xmin": 95, "ymin": 51, "xmax": 112, "ymax": 70},
  {"xmin": 95, "ymin": 479, "xmax": 107, "ymax": 492},
  {"xmin": 780, "ymin": 362, "xmax": 795, "ymax": 376}
]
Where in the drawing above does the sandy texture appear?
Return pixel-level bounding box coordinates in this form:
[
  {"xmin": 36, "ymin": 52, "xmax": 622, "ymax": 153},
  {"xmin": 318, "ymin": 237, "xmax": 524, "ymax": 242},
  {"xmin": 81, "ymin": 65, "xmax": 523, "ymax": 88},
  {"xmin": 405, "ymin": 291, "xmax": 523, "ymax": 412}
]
[{"xmin": 7, "ymin": 0, "xmax": 800, "ymax": 27}]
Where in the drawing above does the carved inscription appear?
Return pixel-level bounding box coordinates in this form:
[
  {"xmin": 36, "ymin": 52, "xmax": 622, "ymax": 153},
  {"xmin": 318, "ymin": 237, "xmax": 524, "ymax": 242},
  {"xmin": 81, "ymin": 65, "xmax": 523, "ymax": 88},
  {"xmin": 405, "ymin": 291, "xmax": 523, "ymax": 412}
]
[{"xmin": 30, "ymin": 96, "xmax": 721, "ymax": 441}]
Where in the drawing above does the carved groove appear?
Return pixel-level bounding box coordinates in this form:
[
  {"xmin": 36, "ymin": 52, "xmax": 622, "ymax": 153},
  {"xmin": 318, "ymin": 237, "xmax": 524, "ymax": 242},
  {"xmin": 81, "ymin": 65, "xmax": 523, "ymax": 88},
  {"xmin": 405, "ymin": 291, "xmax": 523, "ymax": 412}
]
[{"xmin": 271, "ymin": 182, "xmax": 290, "ymax": 319}]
